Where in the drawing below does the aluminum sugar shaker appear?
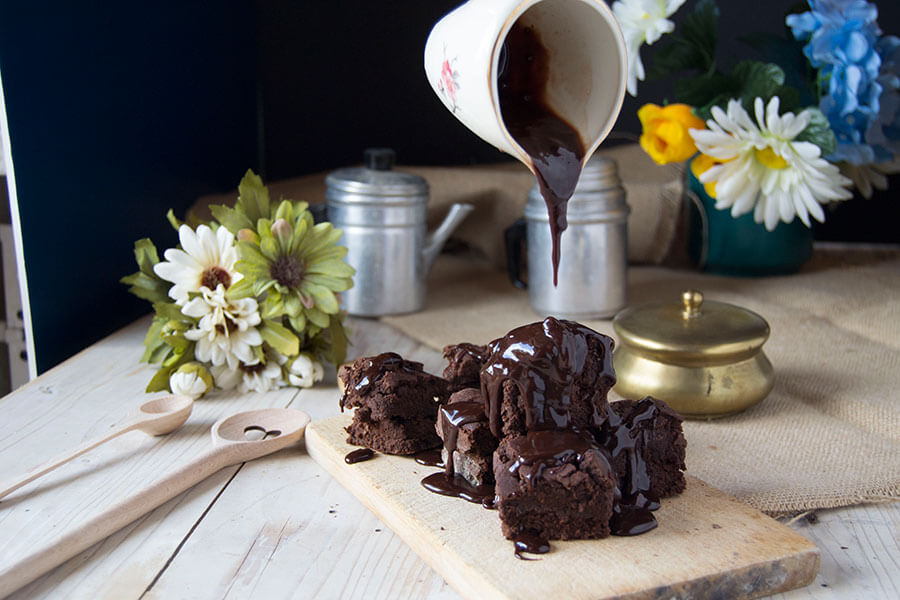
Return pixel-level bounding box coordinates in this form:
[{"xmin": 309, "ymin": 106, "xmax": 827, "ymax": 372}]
[
  {"xmin": 522, "ymin": 155, "xmax": 630, "ymax": 319},
  {"xmin": 326, "ymin": 148, "xmax": 472, "ymax": 316}
]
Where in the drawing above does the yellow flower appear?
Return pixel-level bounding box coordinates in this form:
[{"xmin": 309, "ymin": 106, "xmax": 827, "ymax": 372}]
[
  {"xmin": 690, "ymin": 152, "xmax": 728, "ymax": 198},
  {"xmin": 638, "ymin": 103, "xmax": 706, "ymax": 165}
]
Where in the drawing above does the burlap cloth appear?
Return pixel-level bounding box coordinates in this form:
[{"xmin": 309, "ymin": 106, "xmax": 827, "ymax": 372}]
[{"xmin": 194, "ymin": 147, "xmax": 900, "ymax": 516}]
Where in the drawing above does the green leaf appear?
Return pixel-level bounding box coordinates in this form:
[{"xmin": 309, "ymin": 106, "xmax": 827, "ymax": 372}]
[
  {"xmin": 237, "ymin": 169, "xmax": 271, "ymax": 223},
  {"xmin": 284, "ymin": 293, "xmax": 303, "ymax": 317},
  {"xmin": 795, "ymin": 107, "xmax": 837, "ymax": 156},
  {"xmin": 133, "ymin": 238, "xmax": 161, "ymax": 276},
  {"xmin": 210, "ymin": 204, "xmax": 254, "ymax": 234},
  {"xmin": 153, "ymin": 302, "xmax": 188, "ymax": 322},
  {"xmin": 325, "ymin": 314, "xmax": 350, "ymax": 365},
  {"xmin": 288, "ymin": 312, "xmax": 307, "ymax": 332},
  {"xmin": 140, "ymin": 317, "xmax": 168, "ymax": 363},
  {"xmin": 647, "ymin": 0, "xmax": 718, "ymax": 80},
  {"xmin": 121, "ymin": 272, "xmax": 171, "ymax": 304},
  {"xmin": 162, "ymin": 333, "xmax": 191, "ymax": 353},
  {"xmin": 260, "ymin": 318, "xmax": 300, "ymax": 357},
  {"xmin": 166, "ymin": 209, "xmax": 183, "ymax": 231},
  {"xmin": 146, "ymin": 366, "xmax": 174, "ymax": 393},
  {"xmin": 225, "ymin": 276, "xmax": 255, "ymax": 300}
]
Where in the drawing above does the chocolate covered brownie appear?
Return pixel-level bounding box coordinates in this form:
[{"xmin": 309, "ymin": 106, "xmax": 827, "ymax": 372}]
[
  {"xmin": 493, "ymin": 429, "xmax": 617, "ymax": 540},
  {"xmin": 442, "ymin": 342, "xmax": 489, "ymax": 393},
  {"xmin": 480, "ymin": 317, "xmax": 616, "ymax": 438},
  {"xmin": 435, "ymin": 388, "xmax": 498, "ymax": 487},
  {"xmin": 339, "ymin": 352, "xmax": 449, "ymax": 455},
  {"xmin": 603, "ymin": 397, "xmax": 687, "ymax": 498}
]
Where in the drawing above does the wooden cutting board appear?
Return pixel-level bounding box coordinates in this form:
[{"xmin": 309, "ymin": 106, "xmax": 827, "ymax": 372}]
[{"xmin": 306, "ymin": 414, "xmax": 819, "ymax": 600}]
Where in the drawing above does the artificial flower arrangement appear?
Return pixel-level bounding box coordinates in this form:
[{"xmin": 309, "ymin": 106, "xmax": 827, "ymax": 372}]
[
  {"xmin": 614, "ymin": 0, "xmax": 899, "ymax": 231},
  {"xmin": 121, "ymin": 170, "xmax": 354, "ymax": 398}
]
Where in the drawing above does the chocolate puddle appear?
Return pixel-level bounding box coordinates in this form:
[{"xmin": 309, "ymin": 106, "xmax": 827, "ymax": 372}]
[
  {"xmin": 421, "ymin": 472, "xmax": 495, "ymax": 506},
  {"xmin": 414, "ymin": 449, "xmax": 444, "ymax": 468},
  {"xmin": 513, "ymin": 530, "xmax": 550, "ymax": 560},
  {"xmin": 344, "ymin": 448, "xmax": 375, "ymax": 464},
  {"xmin": 498, "ymin": 21, "xmax": 586, "ymax": 286}
]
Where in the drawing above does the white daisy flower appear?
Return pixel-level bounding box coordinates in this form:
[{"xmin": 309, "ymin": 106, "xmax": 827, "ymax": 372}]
[
  {"xmin": 285, "ymin": 353, "xmax": 324, "ymax": 388},
  {"xmin": 182, "ymin": 284, "xmax": 262, "ymax": 370},
  {"xmin": 690, "ymin": 97, "xmax": 853, "ymax": 231},
  {"xmin": 153, "ymin": 224, "xmax": 240, "ymax": 305},
  {"xmin": 612, "ymin": 0, "xmax": 686, "ymax": 96},
  {"xmin": 239, "ymin": 361, "xmax": 285, "ymax": 394}
]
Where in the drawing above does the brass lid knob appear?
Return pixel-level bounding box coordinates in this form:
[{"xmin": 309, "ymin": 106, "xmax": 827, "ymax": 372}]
[{"xmin": 613, "ymin": 290, "xmax": 770, "ymax": 366}]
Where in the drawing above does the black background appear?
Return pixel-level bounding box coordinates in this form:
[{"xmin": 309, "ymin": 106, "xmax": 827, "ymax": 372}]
[{"xmin": 1, "ymin": 0, "xmax": 897, "ymax": 372}]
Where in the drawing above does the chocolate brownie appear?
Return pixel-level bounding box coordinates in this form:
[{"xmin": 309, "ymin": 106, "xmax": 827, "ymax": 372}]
[
  {"xmin": 442, "ymin": 342, "xmax": 489, "ymax": 392},
  {"xmin": 339, "ymin": 352, "xmax": 449, "ymax": 420},
  {"xmin": 346, "ymin": 413, "xmax": 440, "ymax": 455},
  {"xmin": 494, "ymin": 429, "xmax": 617, "ymax": 540},
  {"xmin": 339, "ymin": 352, "xmax": 449, "ymax": 455},
  {"xmin": 602, "ymin": 397, "xmax": 687, "ymax": 499},
  {"xmin": 436, "ymin": 388, "xmax": 498, "ymax": 487},
  {"xmin": 480, "ymin": 317, "xmax": 616, "ymax": 438}
]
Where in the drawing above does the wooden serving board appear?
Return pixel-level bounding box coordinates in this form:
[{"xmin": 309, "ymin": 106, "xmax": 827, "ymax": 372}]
[{"xmin": 306, "ymin": 414, "xmax": 819, "ymax": 600}]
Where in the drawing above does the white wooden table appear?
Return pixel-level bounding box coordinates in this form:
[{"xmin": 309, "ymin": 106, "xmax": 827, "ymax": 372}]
[{"xmin": 0, "ymin": 317, "xmax": 897, "ymax": 599}]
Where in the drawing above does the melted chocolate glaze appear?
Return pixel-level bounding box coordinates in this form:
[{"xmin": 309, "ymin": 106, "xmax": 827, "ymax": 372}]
[
  {"xmin": 339, "ymin": 352, "xmax": 424, "ymax": 411},
  {"xmin": 498, "ymin": 21, "xmax": 586, "ymax": 285},
  {"xmin": 503, "ymin": 429, "xmax": 606, "ymax": 490},
  {"xmin": 440, "ymin": 401, "xmax": 490, "ymax": 477},
  {"xmin": 421, "ymin": 472, "xmax": 495, "ymax": 505},
  {"xmin": 414, "ymin": 449, "xmax": 444, "ymax": 468},
  {"xmin": 601, "ymin": 400, "xmax": 663, "ymax": 536},
  {"xmin": 480, "ymin": 317, "xmax": 615, "ymax": 438},
  {"xmin": 513, "ymin": 530, "xmax": 551, "ymax": 560},
  {"xmin": 344, "ymin": 448, "xmax": 375, "ymax": 464}
]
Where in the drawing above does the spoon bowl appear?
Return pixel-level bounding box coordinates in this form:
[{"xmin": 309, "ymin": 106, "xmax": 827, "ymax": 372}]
[
  {"xmin": 134, "ymin": 394, "xmax": 194, "ymax": 435},
  {"xmin": 213, "ymin": 408, "xmax": 311, "ymax": 463}
]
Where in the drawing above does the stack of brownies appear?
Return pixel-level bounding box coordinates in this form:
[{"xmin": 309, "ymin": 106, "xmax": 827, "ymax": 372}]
[{"xmin": 338, "ymin": 317, "xmax": 687, "ymax": 544}]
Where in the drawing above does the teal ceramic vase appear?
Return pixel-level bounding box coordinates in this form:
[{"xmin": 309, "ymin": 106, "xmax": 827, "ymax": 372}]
[{"xmin": 686, "ymin": 171, "xmax": 814, "ymax": 276}]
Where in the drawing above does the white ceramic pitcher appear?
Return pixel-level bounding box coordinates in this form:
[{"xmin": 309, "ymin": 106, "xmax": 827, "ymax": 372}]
[{"xmin": 424, "ymin": 0, "xmax": 627, "ymax": 172}]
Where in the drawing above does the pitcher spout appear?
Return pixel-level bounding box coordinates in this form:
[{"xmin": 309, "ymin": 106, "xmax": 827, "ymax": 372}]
[{"xmin": 422, "ymin": 203, "xmax": 474, "ymax": 273}]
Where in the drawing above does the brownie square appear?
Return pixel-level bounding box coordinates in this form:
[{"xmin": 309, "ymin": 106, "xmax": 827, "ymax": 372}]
[
  {"xmin": 345, "ymin": 412, "xmax": 441, "ymax": 455},
  {"xmin": 493, "ymin": 430, "xmax": 617, "ymax": 540},
  {"xmin": 442, "ymin": 342, "xmax": 489, "ymax": 393},
  {"xmin": 339, "ymin": 352, "xmax": 449, "ymax": 421},
  {"xmin": 603, "ymin": 397, "xmax": 687, "ymax": 498},
  {"xmin": 481, "ymin": 318, "xmax": 615, "ymax": 438}
]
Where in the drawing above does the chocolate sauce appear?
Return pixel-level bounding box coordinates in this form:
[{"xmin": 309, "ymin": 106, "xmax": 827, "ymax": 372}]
[
  {"xmin": 504, "ymin": 429, "xmax": 604, "ymax": 489},
  {"xmin": 601, "ymin": 399, "xmax": 663, "ymax": 536},
  {"xmin": 414, "ymin": 449, "xmax": 444, "ymax": 468},
  {"xmin": 344, "ymin": 448, "xmax": 375, "ymax": 464},
  {"xmin": 513, "ymin": 530, "xmax": 551, "ymax": 560},
  {"xmin": 439, "ymin": 401, "xmax": 489, "ymax": 477},
  {"xmin": 339, "ymin": 352, "xmax": 424, "ymax": 410},
  {"xmin": 421, "ymin": 472, "xmax": 495, "ymax": 505},
  {"xmin": 480, "ymin": 317, "xmax": 615, "ymax": 438},
  {"xmin": 498, "ymin": 21, "xmax": 586, "ymax": 285}
]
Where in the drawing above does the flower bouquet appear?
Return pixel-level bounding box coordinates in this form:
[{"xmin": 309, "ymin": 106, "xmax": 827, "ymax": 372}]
[
  {"xmin": 121, "ymin": 170, "xmax": 354, "ymax": 398},
  {"xmin": 615, "ymin": 0, "xmax": 899, "ymax": 234}
]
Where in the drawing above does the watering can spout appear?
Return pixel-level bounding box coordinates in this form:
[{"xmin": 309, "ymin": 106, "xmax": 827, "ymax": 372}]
[{"xmin": 423, "ymin": 203, "xmax": 474, "ymax": 273}]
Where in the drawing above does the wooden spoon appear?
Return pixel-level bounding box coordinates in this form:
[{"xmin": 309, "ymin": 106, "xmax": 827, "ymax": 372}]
[
  {"xmin": 0, "ymin": 394, "xmax": 194, "ymax": 501},
  {"xmin": 0, "ymin": 407, "xmax": 311, "ymax": 597}
]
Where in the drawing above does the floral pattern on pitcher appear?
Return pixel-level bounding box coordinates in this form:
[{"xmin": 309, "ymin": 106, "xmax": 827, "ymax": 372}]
[{"xmin": 438, "ymin": 52, "xmax": 461, "ymax": 113}]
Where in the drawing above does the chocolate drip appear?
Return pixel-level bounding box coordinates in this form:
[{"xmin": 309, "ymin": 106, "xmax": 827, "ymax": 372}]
[
  {"xmin": 344, "ymin": 448, "xmax": 375, "ymax": 464},
  {"xmin": 480, "ymin": 317, "xmax": 615, "ymax": 438},
  {"xmin": 339, "ymin": 352, "xmax": 424, "ymax": 411},
  {"xmin": 440, "ymin": 401, "xmax": 489, "ymax": 477},
  {"xmin": 498, "ymin": 21, "xmax": 586, "ymax": 285},
  {"xmin": 513, "ymin": 530, "xmax": 551, "ymax": 560},
  {"xmin": 602, "ymin": 400, "xmax": 662, "ymax": 536},
  {"xmin": 421, "ymin": 473, "xmax": 495, "ymax": 505},
  {"xmin": 414, "ymin": 449, "xmax": 444, "ymax": 468},
  {"xmin": 503, "ymin": 429, "xmax": 605, "ymax": 490}
]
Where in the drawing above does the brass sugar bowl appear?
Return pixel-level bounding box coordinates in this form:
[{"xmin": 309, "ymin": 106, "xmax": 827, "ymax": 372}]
[{"xmin": 612, "ymin": 290, "xmax": 774, "ymax": 419}]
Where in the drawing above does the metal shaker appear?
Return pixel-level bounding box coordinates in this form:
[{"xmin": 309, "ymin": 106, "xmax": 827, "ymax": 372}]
[
  {"xmin": 326, "ymin": 148, "xmax": 473, "ymax": 316},
  {"xmin": 507, "ymin": 155, "xmax": 629, "ymax": 319}
]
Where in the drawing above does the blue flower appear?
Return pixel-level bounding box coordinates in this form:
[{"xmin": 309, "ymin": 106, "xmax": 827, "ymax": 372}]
[{"xmin": 787, "ymin": 0, "xmax": 899, "ymax": 164}]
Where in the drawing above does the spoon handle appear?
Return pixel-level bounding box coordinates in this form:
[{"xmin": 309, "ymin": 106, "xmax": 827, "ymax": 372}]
[
  {"xmin": 0, "ymin": 420, "xmax": 139, "ymax": 501},
  {"xmin": 0, "ymin": 444, "xmax": 234, "ymax": 597}
]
